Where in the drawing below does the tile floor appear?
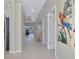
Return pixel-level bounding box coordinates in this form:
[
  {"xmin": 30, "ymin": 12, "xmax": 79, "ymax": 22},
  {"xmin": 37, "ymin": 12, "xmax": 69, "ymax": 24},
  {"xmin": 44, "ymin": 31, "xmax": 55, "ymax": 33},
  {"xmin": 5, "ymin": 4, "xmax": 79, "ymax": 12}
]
[{"xmin": 5, "ymin": 33, "xmax": 57, "ymax": 59}]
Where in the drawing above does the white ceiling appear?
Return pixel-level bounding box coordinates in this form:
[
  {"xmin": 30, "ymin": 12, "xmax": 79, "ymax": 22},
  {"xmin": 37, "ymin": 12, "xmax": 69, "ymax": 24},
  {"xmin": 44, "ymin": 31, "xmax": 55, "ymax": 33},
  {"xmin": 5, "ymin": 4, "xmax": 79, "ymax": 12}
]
[
  {"xmin": 4, "ymin": 0, "xmax": 46, "ymax": 21},
  {"xmin": 20, "ymin": 0, "xmax": 46, "ymax": 21}
]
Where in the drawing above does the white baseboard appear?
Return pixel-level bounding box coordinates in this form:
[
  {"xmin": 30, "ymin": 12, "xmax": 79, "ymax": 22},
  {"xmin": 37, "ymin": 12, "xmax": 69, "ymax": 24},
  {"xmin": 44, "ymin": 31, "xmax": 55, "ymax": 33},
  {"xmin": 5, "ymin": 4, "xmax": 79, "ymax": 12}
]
[
  {"xmin": 9, "ymin": 51, "xmax": 16, "ymax": 54},
  {"xmin": 56, "ymin": 55, "xmax": 60, "ymax": 59},
  {"xmin": 48, "ymin": 47, "xmax": 55, "ymax": 50},
  {"xmin": 9, "ymin": 50, "xmax": 21, "ymax": 54},
  {"xmin": 16, "ymin": 50, "xmax": 21, "ymax": 53}
]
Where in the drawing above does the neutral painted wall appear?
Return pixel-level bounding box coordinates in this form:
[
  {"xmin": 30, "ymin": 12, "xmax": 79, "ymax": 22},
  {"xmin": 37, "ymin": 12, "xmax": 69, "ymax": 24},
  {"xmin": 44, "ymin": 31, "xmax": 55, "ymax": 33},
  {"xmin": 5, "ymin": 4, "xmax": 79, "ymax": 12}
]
[
  {"xmin": 15, "ymin": 3, "xmax": 22, "ymax": 52},
  {"xmin": 37, "ymin": 0, "xmax": 75, "ymax": 59},
  {"xmin": 10, "ymin": 0, "xmax": 22, "ymax": 53},
  {"xmin": 19, "ymin": 4, "xmax": 26, "ymax": 50},
  {"xmin": 9, "ymin": 0, "xmax": 16, "ymax": 53},
  {"xmin": 56, "ymin": 0, "xmax": 75, "ymax": 59},
  {"xmin": 42, "ymin": 18, "xmax": 46, "ymax": 44}
]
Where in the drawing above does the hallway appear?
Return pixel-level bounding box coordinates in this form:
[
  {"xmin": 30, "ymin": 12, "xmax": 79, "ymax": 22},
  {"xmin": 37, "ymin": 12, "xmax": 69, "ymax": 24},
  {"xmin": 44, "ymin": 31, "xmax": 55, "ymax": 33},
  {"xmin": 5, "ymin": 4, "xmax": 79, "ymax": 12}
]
[{"xmin": 5, "ymin": 33, "xmax": 56, "ymax": 59}]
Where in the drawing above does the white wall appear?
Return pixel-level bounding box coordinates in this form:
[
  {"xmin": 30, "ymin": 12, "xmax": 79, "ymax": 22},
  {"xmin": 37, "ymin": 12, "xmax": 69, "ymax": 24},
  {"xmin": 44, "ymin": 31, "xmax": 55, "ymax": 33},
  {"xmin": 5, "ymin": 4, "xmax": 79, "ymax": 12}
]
[
  {"xmin": 15, "ymin": 3, "xmax": 22, "ymax": 52},
  {"xmin": 37, "ymin": 0, "xmax": 75, "ymax": 59},
  {"xmin": 42, "ymin": 18, "xmax": 46, "ymax": 44},
  {"xmin": 56, "ymin": 42, "xmax": 75, "ymax": 59},
  {"xmin": 56, "ymin": 0, "xmax": 75, "ymax": 59},
  {"xmin": 21, "ymin": 8, "xmax": 26, "ymax": 49},
  {"xmin": 9, "ymin": 0, "xmax": 22, "ymax": 53},
  {"xmin": 9, "ymin": 0, "xmax": 16, "ymax": 53}
]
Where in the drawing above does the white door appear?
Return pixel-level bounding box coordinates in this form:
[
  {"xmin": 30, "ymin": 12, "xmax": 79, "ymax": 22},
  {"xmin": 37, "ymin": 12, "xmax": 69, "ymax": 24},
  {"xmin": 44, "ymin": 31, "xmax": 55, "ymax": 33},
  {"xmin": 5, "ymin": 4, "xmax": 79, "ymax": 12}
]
[{"xmin": 48, "ymin": 10, "xmax": 55, "ymax": 49}]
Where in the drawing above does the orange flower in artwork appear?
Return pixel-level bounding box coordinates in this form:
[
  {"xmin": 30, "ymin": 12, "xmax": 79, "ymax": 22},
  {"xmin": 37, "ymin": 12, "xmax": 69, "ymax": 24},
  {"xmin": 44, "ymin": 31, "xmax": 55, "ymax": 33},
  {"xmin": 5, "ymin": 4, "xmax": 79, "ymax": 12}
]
[
  {"xmin": 59, "ymin": 12, "xmax": 67, "ymax": 25},
  {"xmin": 59, "ymin": 11, "xmax": 72, "ymax": 39}
]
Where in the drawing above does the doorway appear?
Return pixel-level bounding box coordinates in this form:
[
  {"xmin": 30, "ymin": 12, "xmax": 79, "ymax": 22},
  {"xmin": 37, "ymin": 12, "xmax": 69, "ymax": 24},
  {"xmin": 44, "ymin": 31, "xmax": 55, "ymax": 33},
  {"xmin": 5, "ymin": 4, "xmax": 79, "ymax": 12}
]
[
  {"xmin": 42, "ymin": 6, "xmax": 56, "ymax": 50},
  {"xmin": 47, "ymin": 7, "xmax": 56, "ymax": 50},
  {"xmin": 4, "ymin": 17, "xmax": 10, "ymax": 51}
]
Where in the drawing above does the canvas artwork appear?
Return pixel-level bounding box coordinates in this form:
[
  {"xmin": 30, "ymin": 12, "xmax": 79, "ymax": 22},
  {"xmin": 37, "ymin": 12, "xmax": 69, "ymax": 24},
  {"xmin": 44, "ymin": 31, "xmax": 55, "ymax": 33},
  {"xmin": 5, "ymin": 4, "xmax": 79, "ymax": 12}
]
[{"xmin": 58, "ymin": 0, "xmax": 75, "ymax": 47}]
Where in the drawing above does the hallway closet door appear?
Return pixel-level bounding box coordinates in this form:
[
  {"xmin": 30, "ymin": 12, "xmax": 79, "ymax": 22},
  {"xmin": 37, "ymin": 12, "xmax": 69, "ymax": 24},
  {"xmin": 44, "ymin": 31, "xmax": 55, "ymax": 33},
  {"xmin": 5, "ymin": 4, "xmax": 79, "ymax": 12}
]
[{"xmin": 47, "ymin": 10, "xmax": 55, "ymax": 49}]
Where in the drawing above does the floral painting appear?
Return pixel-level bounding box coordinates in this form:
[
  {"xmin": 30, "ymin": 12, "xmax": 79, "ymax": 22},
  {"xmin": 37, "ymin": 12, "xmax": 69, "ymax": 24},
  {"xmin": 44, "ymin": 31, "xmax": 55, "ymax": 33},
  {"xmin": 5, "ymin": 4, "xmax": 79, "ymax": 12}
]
[{"xmin": 58, "ymin": 0, "xmax": 75, "ymax": 47}]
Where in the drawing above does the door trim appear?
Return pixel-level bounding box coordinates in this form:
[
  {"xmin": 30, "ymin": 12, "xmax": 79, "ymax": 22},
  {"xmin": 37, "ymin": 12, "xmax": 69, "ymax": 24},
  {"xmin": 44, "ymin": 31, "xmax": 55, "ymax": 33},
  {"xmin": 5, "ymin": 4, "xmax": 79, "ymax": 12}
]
[{"xmin": 48, "ymin": 5, "xmax": 57, "ymax": 56}]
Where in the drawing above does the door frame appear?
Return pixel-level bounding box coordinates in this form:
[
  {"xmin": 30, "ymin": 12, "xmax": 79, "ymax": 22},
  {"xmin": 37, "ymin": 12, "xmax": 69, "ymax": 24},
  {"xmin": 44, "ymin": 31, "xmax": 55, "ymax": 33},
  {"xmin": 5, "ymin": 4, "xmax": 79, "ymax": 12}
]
[
  {"xmin": 4, "ymin": 17, "xmax": 10, "ymax": 51},
  {"xmin": 48, "ymin": 6, "xmax": 57, "ymax": 56}
]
